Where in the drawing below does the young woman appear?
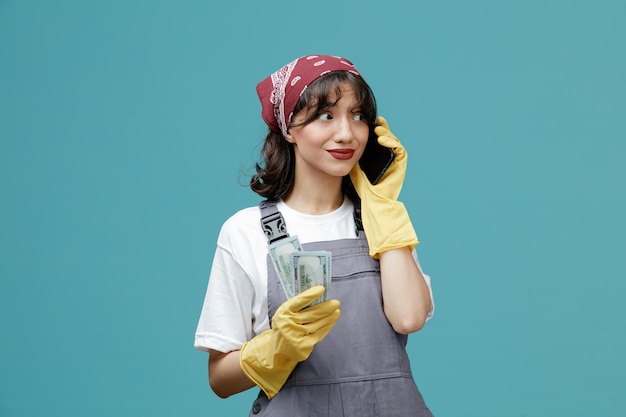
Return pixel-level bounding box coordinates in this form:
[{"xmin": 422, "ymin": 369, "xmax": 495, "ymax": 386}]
[{"xmin": 195, "ymin": 55, "xmax": 435, "ymax": 416}]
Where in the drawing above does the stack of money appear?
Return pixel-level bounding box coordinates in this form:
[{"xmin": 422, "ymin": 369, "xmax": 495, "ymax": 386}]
[{"xmin": 269, "ymin": 236, "xmax": 331, "ymax": 304}]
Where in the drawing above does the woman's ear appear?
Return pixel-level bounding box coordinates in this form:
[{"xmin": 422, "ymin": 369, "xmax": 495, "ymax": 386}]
[{"xmin": 285, "ymin": 131, "xmax": 296, "ymax": 144}]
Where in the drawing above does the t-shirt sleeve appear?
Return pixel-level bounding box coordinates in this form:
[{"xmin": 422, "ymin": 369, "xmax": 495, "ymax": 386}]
[{"xmin": 194, "ymin": 241, "xmax": 256, "ymax": 353}]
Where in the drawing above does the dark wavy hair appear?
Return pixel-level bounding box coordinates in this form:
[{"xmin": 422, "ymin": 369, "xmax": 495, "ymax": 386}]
[{"xmin": 250, "ymin": 71, "xmax": 377, "ymax": 200}]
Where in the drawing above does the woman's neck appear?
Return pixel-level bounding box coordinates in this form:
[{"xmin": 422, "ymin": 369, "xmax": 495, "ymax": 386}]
[{"xmin": 283, "ymin": 177, "xmax": 344, "ymax": 215}]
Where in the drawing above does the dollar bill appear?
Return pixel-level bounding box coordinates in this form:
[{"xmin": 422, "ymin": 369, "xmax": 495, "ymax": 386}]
[
  {"xmin": 290, "ymin": 251, "xmax": 332, "ymax": 305},
  {"xmin": 268, "ymin": 235, "xmax": 303, "ymax": 299}
]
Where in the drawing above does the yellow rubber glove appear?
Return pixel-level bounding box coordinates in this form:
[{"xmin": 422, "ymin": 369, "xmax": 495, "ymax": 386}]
[
  {"xmin": 239, "ymin": 286, "xmax": 340, "ymax": 399},
  {"xmin": 350, "ymin": 116, "xmax": 419, "ymax": 258}
]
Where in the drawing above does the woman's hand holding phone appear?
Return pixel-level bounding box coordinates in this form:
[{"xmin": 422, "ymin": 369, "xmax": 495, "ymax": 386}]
[{"xmin": 350, "ymin": 116, "xmax": 418, "ymax": 259}]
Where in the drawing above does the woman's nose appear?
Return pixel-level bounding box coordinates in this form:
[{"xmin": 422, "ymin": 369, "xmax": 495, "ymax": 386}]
[{"xmin": 333, "ymin": 116, "xmax": 355, "ymax": 142}]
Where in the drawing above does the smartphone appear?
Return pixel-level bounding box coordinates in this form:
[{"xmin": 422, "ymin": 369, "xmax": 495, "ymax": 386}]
[{"xmin": 358, "ymin": 126, "xmax": 395, "ymax": 184}]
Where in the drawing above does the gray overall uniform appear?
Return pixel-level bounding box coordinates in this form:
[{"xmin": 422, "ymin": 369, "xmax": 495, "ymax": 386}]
[{"xmin": 250, "ymin": 200, "xmax": 433, "ymax": 417}]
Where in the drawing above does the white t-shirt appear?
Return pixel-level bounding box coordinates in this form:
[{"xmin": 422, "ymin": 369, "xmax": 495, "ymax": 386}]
[{"xmin": 194, "ymin": 199, "xmax": 434, "ymax": 353}]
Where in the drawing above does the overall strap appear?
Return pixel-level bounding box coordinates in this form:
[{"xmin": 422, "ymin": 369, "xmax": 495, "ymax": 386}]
[{"xmin": 259, "ymin": 200, "xmax": 289, "ymax": 244}]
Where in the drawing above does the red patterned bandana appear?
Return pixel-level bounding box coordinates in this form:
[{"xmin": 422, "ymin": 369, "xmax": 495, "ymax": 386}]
[{"xmin": 257, "ymin": 55, "xmax": 362, "ymax": 137}]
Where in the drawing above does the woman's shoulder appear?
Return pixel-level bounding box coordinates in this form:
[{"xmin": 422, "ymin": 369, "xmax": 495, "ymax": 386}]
[
  {"xmin": 219, "ymin": 205, "xmax": 263, "ymax": 235},
  {"xmin": 215, "ymin": 204, "xmax": 269, "ymax": 267}
]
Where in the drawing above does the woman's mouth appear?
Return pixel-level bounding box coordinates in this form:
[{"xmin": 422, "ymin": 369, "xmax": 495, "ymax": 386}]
[{"xmin": 327, "ymin": 149, "xmax": 355, "ymax": 160}]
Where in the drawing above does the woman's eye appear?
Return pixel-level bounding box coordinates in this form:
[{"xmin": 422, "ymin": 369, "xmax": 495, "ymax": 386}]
[
  {"xmin": 353, "ymin": 113, "xmax": 364, "ymax": 121},
  {"xmin": 318, "ymin": 113, "xmax": 332, "ymax": 121}
]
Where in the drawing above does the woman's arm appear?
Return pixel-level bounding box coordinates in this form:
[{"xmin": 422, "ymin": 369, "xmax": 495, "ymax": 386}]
[
  {"xmin": 208, "ymin": 349, "xmax": 255, "ymax": 398},
  {"xmin": 379, "ymin": 247, "xmax": 432, "ymax": 334}
]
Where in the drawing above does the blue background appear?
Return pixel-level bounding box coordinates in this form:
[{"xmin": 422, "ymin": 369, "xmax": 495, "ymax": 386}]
[{"xmin": 1, "ymin": 1, "xmax": 624, "ymax": 416}]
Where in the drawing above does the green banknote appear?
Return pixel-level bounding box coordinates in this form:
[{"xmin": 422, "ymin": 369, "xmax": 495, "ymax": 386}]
[
  {"xmin": 268, "ymin": 235, "xmax": 303, "ymax": 299},
  {"xmin": 290, "ymin": 251, "xmax": 331, "ymax": 305}
]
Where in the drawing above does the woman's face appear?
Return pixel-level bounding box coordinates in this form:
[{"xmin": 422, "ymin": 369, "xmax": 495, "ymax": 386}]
[{"xmin": 286, "ymin": 82, "xmax": 369, "ymax": 183}]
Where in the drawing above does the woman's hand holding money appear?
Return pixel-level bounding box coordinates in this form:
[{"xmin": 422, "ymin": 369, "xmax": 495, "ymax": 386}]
[{"xmin": 239, "ymin": 285, "xmax": 340, "ymax": 399}]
